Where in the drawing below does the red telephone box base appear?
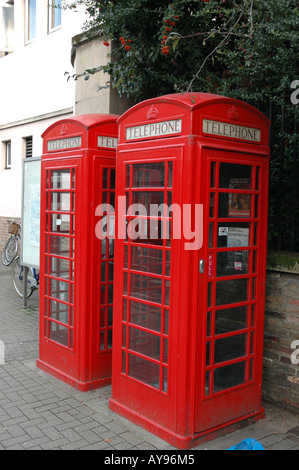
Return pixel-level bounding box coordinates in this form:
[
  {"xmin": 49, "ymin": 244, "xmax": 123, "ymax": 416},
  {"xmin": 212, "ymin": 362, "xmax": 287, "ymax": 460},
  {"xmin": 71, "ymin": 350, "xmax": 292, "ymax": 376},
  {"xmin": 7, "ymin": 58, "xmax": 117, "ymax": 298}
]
[
  {"xmin": 36, "ymin": 359, "xmax": 111, "ymax": 392},
  {"xmin": 109, "ymin": 398, "xmax": 264, "ymax": 449}
]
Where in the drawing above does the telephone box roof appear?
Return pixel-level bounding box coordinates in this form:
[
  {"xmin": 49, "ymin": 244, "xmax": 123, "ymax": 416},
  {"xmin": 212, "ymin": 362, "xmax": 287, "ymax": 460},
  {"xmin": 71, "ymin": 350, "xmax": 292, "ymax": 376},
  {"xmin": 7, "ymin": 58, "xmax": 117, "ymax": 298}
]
[
  {"xmin": 117, "ymin": 92, "xmax": 270, "ymax": 126},
  {"xmin": 42, "ymin": 114, "xmax": 119, "ymax": 138}
]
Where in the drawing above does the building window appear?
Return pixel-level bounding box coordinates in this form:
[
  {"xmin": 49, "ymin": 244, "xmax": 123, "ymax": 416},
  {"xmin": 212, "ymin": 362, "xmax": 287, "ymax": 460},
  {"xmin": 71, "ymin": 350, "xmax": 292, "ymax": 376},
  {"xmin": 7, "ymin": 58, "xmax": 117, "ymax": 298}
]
[
  {"xmin": 49, "ymin": 0, "xmax": 61, "ymax": 32},
  {"xmin": 0, "ymin": 3, "xmax": 14, "ymax": 54},
  {"xmin": 25, "ymin": 0, "xmax": 36, "ymax": 43},
  {"xmin": 4, "ymin": 141, "xmax": 12, "ymax": 169},
  {"xmin": 24, "ymin": 136, "xmax": 33, "ymax": 158}
]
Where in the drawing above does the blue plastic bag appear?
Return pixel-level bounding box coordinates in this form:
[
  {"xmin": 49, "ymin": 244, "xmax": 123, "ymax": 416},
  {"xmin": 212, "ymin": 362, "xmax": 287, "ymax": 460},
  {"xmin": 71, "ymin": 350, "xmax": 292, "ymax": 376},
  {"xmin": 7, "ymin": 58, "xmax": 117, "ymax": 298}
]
[{"xmin": 227, "ymin": 438, "xmax": 264, "ymax": 450}]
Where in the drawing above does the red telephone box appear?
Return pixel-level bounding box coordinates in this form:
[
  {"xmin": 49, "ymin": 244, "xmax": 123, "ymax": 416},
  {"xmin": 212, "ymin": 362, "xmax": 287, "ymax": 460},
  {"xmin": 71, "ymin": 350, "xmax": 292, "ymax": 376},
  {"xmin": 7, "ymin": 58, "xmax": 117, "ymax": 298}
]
[
  {"xmin": 109, "ymin": 93, "xmax": 270, "ymax": 448},
  {"xmin": 37, "ymin": 114, "xmax": 118, "ymax": 391}
]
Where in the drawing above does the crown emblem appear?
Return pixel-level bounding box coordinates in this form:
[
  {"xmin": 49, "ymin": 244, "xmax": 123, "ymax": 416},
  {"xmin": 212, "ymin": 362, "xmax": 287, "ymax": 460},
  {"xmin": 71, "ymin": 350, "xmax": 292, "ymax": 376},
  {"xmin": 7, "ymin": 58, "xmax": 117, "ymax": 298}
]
[
  {"xmin": 60, "ymin": 124, "xmax": 68, "ymax": 136},
  {"xmin": 147, "ymin": 105, "xmax": 159, "ymax": 120},
  {"xmin": 227, "ymin": 106, "xmax": 240, "ymax": 121}
]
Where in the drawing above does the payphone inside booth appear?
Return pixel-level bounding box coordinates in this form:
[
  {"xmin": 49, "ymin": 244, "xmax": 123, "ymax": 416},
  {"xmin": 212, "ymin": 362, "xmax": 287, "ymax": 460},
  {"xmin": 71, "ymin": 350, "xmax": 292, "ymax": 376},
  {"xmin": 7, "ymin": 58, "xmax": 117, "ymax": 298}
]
[
  {"xmin": 37, "ymin": 114, "xmax": 118, "ymax": 391},
  {"xmin": 109, "ymin": 93, "xmax": 271, "ymax": 448}
]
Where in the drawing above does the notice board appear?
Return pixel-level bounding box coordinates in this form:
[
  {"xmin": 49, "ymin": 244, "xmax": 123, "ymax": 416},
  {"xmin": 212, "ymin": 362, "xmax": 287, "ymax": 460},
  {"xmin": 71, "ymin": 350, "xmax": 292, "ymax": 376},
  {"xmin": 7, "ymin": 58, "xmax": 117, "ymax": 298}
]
[{"xmin": 21, "ymin": 157, "xmax": 41, "ymax": 269}]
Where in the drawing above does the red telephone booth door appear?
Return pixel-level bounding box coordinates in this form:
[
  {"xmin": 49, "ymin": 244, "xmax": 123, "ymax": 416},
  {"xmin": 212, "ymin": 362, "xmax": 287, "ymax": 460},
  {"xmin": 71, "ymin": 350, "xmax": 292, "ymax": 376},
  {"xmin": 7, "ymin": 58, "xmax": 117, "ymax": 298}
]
[
  {"xmin": 195, "ymin": 149, "xmax": 269, "ymax": 433},
  {"xmin": 41, "ymin": 161, "xmax": 79, "ymax": 365}
]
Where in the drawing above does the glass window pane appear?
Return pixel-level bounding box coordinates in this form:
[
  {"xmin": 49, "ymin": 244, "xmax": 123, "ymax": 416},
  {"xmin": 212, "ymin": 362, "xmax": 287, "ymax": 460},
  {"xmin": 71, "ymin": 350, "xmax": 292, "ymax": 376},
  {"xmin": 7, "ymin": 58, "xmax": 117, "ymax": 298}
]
[
  {"xmin": 49, "ymin": 299, "xmax": 68, "ymax": 323},
  {"xmin": 50, "ymin": 0, "xmax": 61, "ymax": 29},
  {"xmin": 111, "ymin": 169, "xmax": 116, "ymax": 189},
  {"xmin": 210, "ymin": 162, "xmax": 216, "ymax": 188},
  {"xmin": 165, "ymin": 250, "xmax": 170, "ymax": 276},
  {"xmin": 49, "ymin": 322, "xmax": 69, "ymax": 347},
  {"xmin": 49, "ymin": 279, "xmax": 70, "ymax": 303},
  {"xmin": 219, "ymin": 163, "xmax": 252, "ymax": 189},
  {"xmin": 129, "ymin": 327, "xmax": 160, "ymax": 360},
  {"xmin": 162, "ymin": 367, "xmax": 168, "ymax": 392},
  {"xmin": 132, "ymin": 191, "xmax": 164, "ymax": 212},
  {"xmin": 51, "ymin": 192, "xmax": 70, "ymax": 212},
  {"xmin": 27, "ymin": 0, "xmax": 36, "ymax": 41},
  {"xmin": 217, "ymin": 224, "xmax": 250, "ymax": 247},
  {"xmin": 132, "ymin": 163, "xmax": 165, "ymax": 188},
  {"xmin": 108, "ymin": 329, "xmax": 112, "ymax": 349},
  {"xmin": 130, "ymin": 273, "xmax": 162, "ymax": 304},
  {"xmin": 129, "ymin": 218, "xmax": 168, "ymax": 245},
  {"xmin": 131, "ymin": 246, "xmax": 163, "ymax": 275},
  {"xmin": 128, "ymin": 354, "xmax": 160, "ymax": 389},
  {"xmin": 51, "ymin": 214, "xmax": 70, "ymax": 233},
  {"xmin": 3, "ymin": 6, "xmax": 14, "ymax": 50},
  {"xmin": 168, "ymin": 162, "xmax": 173, "ymax": 188},
  {"xmin": 213, "ymin": 361, "xmax": 246, "ymax": 393},
  {"xmin": 214, "ymin": 334, "xmax": 247, "ymax": 364},
  {"xmin": 49, "ymin": 257, "xmax": 72, "ymax": 280},
  {"xmin": 164, "ymin": 309, "xmax": 169, "ymax": 335},
  {"xmin": 215, "ymin": 306, "xmax": 247, "ymax": 335},
  {"xmin": 51, "ymin": 170, "xmax": 71, "ymax": 189},
  {"xmin": 218, "ymin": 193, "xmax": 251, "ymax": 218},
  {"xmin": 216, "ymin": 278, "xmax": 248, "ymax": 306},
  {"xmin": 48, "ymin": 235, "xmax": 70, "ymax": 257},
  {"xmin": 217, "ymin": 250, "xmax": 249, "ymax": 276},
  {"xmin": 108, "ymin": 306, "xmax": 113, "ymax": 326},
  {"xmin": 130, "ymin": 300, "xmax": 161, "ymax": 332}
]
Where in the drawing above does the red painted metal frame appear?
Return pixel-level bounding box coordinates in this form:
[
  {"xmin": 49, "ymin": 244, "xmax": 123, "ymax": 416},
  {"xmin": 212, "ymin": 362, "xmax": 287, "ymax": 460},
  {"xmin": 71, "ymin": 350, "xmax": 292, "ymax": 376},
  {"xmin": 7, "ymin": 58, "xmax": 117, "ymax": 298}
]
[
  {"xmin": 37, "ymin": 114, "xmax": 118, "ymax": 391},
  {"xmin": 110, "ymin": 93, "xmax": 270, "ymax": 448}
]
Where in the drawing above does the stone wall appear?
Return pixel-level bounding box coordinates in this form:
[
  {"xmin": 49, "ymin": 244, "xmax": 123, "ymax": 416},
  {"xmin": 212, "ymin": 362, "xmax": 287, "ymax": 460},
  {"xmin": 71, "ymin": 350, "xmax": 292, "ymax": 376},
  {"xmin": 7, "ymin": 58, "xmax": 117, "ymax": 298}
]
[{"xmin": 263, "ymin": 253, "xmax": 299, "ymax": 411}]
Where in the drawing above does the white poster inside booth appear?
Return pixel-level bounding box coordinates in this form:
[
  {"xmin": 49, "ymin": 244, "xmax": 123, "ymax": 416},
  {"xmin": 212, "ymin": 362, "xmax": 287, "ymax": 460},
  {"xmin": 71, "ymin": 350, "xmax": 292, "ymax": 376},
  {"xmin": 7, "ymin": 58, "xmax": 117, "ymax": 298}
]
[{"xmin": 21, "ymin": 157, "xmax": 41, "ymax": 269}]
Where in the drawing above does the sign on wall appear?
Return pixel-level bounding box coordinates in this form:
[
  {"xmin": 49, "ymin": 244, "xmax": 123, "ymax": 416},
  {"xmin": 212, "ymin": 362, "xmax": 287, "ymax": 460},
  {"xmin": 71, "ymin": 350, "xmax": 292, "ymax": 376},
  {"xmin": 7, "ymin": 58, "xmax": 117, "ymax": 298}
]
[{"xmin": 21, "ymin": 157, "xmax": 41, "ymax": 269}]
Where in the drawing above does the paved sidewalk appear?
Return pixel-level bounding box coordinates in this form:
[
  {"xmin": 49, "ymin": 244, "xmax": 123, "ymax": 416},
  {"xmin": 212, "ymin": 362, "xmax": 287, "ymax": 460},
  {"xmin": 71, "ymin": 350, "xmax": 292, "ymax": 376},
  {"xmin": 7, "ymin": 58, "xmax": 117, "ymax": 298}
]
[{"xmin": 0, "ymin": 261, "xmax": 298, "ymax": 451}]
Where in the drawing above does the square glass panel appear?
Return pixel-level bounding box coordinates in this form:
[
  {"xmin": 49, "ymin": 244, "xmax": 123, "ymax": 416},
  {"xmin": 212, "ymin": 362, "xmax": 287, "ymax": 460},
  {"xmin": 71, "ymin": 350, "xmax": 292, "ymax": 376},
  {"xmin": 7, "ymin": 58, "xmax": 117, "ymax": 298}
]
[
  {"xmin": 130, "ymin": 273, "xmax": 162, "ymax": 304},
  {"xmin": 217, "ymin": 250, "xmax": 249, "ymax": 276},
  {"xmin": 213, "ymin": 361, "xmax": 246, "ymax": 392},
  {"xmin": 129, "ymin": 326, "xmax": 160, "ymax": 360},
  {"xmin": 218, "ymin": 193, "xmax": 251, "ymax": 218},
  {"xmin": 49, "ymin": 299, "xmax": 69, "ymax": 323},
  {"xmin": 51, "ymin": 170, "xmax": 71, "ymax": 189},
  {"xmin": 217, "ymin": 223, "xmax": 250, "ymax": 248},
  {"xmin": 132, "ymin": 191, "xmax": 164, "ymax": 212},
  {"xmin": 130, "ymin": 246, "xmax": 163, "ymax": 275},
  {"xmin": 49, "ymin": 279, "xmax": 70, "ymax": 303},
  {"xmin": 51, "ymin": 214, "xmax": 71, "ymax": 233},
  {"xmin": 132, "ymin": 163, "xmax": 165, "ymax": 188},
  {"xmin": 49, "ymin": 322, "xmax": 69, "ymax": 347},
  {"xmin": 214, "ymin": 334, "xmax": 247, "ymax": 364},
  {"xmin": 215, "ymin": 306, "xmax": 248, "ymax": 334},
  {"xmin": 216, "ymin": 278, "xmax": 248, "ymax": 306},
  {"xmin": 51, "ymin": 192, "xmax": 70, "ymax": 212},
  {"xmin": 129, "ymin": 300, "xmax": 161, "ymax": 332},
  {"xmin": 128, "ymin": 354, "xmax": 160, "ymax": 389},
  {"xmin": 49, "ymin": 257, "xmax": 72, "ymax": 280},
  {"xmin": 219, "ymin": 163, "xmax": 252, "ymax": 189},
  {"xmin": 48, "ymin": 236, "xmax": 70, "ymax": 257}
]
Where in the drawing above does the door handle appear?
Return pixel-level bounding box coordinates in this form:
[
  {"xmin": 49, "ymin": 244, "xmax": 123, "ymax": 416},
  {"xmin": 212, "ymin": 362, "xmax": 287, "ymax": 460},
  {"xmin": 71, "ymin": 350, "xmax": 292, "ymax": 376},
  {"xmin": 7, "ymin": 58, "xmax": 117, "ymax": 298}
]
[{"xmin": 199, "ymin": 259, "xmax": 205, "ymax": 274}]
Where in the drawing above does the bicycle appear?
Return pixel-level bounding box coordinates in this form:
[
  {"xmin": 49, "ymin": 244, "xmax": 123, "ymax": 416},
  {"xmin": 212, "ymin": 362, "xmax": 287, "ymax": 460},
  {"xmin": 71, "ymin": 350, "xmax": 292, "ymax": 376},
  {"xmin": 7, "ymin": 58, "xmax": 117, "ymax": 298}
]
[
  {"xmin": 1, "ymin": 220, "xmax": 21, "ymax": 266},
  {"xmin": 11, "ymin": 256, "xmax": 39, "ymax": 299}
]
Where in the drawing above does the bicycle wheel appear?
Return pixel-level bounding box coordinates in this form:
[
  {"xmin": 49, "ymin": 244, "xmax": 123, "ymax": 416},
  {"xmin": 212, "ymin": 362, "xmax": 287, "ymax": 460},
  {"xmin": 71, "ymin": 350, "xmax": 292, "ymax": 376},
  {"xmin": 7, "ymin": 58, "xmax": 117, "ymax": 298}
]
[
  {"xmin": 2, "ymin": 236, "xmax": 18, "ymax": 266},
  {"xmin": 11, "ymin": 257, "xmax": 34, "ymax": 299}
]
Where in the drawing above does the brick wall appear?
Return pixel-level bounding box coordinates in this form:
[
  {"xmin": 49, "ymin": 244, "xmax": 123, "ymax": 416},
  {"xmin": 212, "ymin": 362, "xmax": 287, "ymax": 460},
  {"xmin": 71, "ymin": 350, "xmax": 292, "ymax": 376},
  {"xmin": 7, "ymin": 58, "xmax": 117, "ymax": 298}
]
[
  {"xmin": 0, "ymin": 217, "xmax": 21, "ymax": 253},
  {"xmin": 263, "ymin": 263, "xmax": 299, "ymax": 411}
]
